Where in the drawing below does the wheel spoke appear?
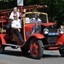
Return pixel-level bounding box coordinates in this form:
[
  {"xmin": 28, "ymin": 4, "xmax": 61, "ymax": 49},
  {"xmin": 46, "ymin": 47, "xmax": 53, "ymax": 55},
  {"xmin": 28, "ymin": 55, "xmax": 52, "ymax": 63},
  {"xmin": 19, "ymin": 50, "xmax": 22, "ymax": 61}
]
[
  {"xmin": 30, "ymin": 42, "xmax": 39, "ymax": 56},
  {"xmin": 34, "ymin": 43, "xmax": 38, "ymax": 49},
  {"xmin": 35, "ymin": 48, "xmax": 38, "ymax": 56}
]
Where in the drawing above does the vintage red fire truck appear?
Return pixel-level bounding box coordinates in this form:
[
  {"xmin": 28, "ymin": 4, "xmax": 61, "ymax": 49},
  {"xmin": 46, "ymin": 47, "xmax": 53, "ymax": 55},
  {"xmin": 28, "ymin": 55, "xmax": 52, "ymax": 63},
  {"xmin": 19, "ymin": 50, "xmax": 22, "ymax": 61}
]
[
  {"xmin": 0, "ymin": 9, "xmax": 64, "ymax": 59},
  {"xmin": 0, "ymin": 0, "xmax": 64, "ymax": 59}
]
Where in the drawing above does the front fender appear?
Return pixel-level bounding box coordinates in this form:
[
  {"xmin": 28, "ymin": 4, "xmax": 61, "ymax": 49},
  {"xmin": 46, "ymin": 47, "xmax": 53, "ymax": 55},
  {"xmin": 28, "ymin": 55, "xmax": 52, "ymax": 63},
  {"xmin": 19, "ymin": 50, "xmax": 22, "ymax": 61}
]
[
  {"xmin": 24, "ymin": 33, "xmax": 44, "ymax": 48},
  {"xmin": 30, "ymin": 33, "xmax": 44, "ymax": 39},
  {"xmin": 57, "ymin": 34, "xmax": 64, "ymax": 45}
]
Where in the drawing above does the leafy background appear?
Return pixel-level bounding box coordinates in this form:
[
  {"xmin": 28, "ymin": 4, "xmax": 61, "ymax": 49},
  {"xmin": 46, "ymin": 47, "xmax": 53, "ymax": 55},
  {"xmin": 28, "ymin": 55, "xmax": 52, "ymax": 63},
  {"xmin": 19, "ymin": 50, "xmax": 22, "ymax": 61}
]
[{"xmin": 0, "ymin": 0, "xmax": 64, "ymax": 24}]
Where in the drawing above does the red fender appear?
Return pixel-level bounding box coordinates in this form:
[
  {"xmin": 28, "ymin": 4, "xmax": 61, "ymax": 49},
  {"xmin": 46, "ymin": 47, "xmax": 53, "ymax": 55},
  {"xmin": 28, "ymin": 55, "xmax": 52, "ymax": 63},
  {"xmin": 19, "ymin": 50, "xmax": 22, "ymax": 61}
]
[
  {"xmin": 0, "ymin": 34, "xmax": 6, "ymax": 44},
  {"xmin": 30, "ymin": 33, "xmax": 44, "ymax": 39},
  {"xmin": 57, "ymin": 34, "xmax": 64, "ymax": 45}
]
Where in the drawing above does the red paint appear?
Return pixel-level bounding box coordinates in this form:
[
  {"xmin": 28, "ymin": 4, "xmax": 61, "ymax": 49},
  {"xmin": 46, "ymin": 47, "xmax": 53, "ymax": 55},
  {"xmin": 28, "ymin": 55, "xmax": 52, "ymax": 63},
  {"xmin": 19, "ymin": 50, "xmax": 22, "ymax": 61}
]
[
  {"xmin": 19, "ymin": 6, "xmax": 23, "ymax": 16},
  {"xmin": 41, "ymin": 22, "xmax": 56, "ymax": 27},
  {"xmin": 25, "ymin": 24, "xmax": 35, "ymax": 40},
  {"xmin": 57, "ymin": 34, "xmax": 64, "ymax": 45},
  {"xmin": 30, "ymin": 33, "xmax": 44, "ymax": 39},
  {"xmin": 30, "ymin": 42, "xmax": 39, "ymax": 57},
  {"xmin": 49, "ymin": 47, "xmax": 59, "ymax": 50},
  {"xmin": 0, "ymin": 19, "xmax": 6, "ymax": 23},
  {"xmin": 25, "ymin": 23, "xmax": 44, "ymax": 40},
  {"xmin": 0, "ymin": 34, "xmax": 6, "ymax": 44}
]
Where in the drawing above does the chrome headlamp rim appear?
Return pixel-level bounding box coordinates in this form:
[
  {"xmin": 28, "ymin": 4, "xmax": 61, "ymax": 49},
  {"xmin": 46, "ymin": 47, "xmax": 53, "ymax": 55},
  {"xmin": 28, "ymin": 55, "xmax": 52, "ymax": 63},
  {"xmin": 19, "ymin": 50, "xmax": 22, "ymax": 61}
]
[
  {"xmin": 43, "ymin": 28, "xmax": 49, "ymax": 34},
  {"xmin": 59, "ymin": 28, "xmax": 64, "ymax": 34}
]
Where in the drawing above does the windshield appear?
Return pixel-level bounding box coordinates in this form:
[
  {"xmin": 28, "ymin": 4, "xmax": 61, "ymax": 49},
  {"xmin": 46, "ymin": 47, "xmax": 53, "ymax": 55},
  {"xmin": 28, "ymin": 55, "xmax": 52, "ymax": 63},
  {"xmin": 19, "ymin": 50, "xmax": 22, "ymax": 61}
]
[
  {"xmin": 39, "ymin": 14, "xmax": 47, "ymax": 23},
  {"xmin": 25, "ymin": 13, "xmax": 48, "ymax": 23}
]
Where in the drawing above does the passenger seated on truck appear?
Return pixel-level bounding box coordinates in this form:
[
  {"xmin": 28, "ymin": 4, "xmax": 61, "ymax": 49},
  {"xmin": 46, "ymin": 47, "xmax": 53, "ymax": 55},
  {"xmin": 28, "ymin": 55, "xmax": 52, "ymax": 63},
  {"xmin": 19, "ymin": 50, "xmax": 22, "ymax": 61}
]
[{"xmin": 11, "ymin": 14, "xmax": 24, "ymax": 44}]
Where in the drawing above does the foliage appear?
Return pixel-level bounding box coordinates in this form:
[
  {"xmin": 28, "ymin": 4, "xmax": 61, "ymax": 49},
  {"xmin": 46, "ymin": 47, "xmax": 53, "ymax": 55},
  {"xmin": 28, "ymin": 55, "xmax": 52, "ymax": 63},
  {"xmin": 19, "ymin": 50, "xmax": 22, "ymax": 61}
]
[
  {"xmin": 0, "ymin": 0, "xmax": 16, "ymax": 9},
  {"xmin": 25, "ymin": 0, "xmax": 64, "ymax": 24},
  {"xmin": 0, "ymin": 0, "xmax": 64, "ymax": 24}
]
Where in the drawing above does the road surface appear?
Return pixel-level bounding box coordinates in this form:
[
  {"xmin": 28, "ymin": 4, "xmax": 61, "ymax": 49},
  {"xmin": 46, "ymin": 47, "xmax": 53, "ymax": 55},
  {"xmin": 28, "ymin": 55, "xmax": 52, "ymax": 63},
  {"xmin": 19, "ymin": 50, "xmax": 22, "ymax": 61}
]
[{"xmin": 0, "ymin": 47, "xmax": 64, "ymax": 64}]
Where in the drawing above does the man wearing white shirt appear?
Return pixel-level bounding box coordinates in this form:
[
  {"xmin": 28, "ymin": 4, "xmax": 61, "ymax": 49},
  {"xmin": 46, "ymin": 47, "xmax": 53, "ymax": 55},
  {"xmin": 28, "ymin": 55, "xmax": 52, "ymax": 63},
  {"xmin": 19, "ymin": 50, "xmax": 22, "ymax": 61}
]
[
  {"xmin": 11, "ymin": 16, "xmax": 21, "ymax": 29},
  {"xmin": 6, "ymin": 7, "xmax": 24, "ymax": 44},
  {"xmin": 30, "ymin": 14, "xmax": 41, "ymax": 34},
  {"xmin": 11, "ymin": 15, "xmax": 24, "ymax": 44},
  {"xmin": 6, "ymin": 7, "xmax": 20, "ymax": 29},
  {"xmin": 9, "ymin": 7, "xmax": 20, "ymax": 20},
  {"xmin": 30, "ymin": 16, "xmax": 41, "ymax": 23}
]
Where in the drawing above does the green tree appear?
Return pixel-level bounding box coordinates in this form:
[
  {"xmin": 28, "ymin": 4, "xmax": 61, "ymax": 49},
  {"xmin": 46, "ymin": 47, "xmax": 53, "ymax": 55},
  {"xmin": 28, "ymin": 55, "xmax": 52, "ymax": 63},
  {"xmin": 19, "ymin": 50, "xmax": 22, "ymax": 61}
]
[
  {"xmin": 0, "ymin": 0, "xmax": 64, "ymax": 24},
  {"xmin": 25, "ymin": 0, "xmax": 64, "ymax": 24}
]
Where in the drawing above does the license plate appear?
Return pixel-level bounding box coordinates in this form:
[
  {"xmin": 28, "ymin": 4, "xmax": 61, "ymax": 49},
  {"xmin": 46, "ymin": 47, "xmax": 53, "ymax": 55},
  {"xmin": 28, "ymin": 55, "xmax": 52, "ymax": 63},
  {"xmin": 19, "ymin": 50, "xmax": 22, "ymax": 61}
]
[{"xmin": 48, "ymin": 33, "xmax": 58, "ymax": 35}]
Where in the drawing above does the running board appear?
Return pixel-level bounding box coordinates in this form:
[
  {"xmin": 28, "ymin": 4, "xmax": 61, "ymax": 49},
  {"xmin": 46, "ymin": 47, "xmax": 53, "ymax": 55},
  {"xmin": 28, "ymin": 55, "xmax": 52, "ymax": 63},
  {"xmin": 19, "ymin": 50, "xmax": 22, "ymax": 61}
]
[{"xmin": 3, "ymin": 44, "xmax": 20, "ymax": 47}]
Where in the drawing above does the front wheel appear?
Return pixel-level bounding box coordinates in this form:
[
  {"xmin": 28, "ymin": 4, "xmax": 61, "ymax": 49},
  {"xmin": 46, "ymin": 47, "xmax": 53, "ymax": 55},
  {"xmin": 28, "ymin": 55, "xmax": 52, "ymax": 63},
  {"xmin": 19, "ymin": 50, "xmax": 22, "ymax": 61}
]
[
  {"xmin": 59, "ymin": 45, "xmax": 64, "ymax": 57},
  {"xmin": 29, "ymin": 39, "xmax": 43, "ymax": 59}
]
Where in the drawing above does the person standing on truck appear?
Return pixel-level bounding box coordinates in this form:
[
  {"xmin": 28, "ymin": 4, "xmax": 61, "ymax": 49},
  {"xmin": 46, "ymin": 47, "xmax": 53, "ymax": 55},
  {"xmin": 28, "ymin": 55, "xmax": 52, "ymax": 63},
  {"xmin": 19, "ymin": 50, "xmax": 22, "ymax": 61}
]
[
  {"xmin": 6, "ymin": 7, "xmax": 20, "ymax": 29},
  {"xmin": 9, "ymin": 7, "xmax": 20, "ymax": 20},
  {"xmin": 6, "ymin": 7, "xmax": 24, "ymax": 44}
]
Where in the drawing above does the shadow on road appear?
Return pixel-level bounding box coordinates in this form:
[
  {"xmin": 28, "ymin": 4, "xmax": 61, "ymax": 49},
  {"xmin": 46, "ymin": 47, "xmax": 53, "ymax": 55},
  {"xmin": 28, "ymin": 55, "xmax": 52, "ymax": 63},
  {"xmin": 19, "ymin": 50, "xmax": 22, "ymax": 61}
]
[
  {"xmin": 2, "ymin": 50, "xmax": 30, "ymax": 57},
  {"xmin": 1, "ymin": 50, "xmax": 61, "ymax": 59},
  {"xmin": 43, "ymin": 54, "xmax": 61, "ymax": 58},
  {"xmin": 3, "ymin": 50, "xmax": 22, "ymax": 56}
]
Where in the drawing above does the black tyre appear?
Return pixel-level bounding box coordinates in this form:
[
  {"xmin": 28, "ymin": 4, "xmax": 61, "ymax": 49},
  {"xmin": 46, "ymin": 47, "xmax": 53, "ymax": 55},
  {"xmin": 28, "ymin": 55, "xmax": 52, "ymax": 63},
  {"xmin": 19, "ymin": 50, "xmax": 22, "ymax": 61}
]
[
  {"xmin": 59, "ymin": 45, "xmax": 64, "ymax": 57},
  {"xmin": 0, "ymin": 45, "xmax": 4, "ymax": 54},
  {"xmin": 29, "ymin": 39, "xmax": 43, "ymax": 59},
  {"xmin": 21, "ymin": 47, "xmax": 29, "ymax": 54}
]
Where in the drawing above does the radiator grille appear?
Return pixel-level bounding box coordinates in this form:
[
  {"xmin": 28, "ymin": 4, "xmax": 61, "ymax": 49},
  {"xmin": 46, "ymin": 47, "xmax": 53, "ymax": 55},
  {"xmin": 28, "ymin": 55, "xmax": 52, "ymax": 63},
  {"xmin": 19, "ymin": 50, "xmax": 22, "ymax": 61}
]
[{"xmin": 47, "ymin": 36, "xmax": 58, "ymax": 44}]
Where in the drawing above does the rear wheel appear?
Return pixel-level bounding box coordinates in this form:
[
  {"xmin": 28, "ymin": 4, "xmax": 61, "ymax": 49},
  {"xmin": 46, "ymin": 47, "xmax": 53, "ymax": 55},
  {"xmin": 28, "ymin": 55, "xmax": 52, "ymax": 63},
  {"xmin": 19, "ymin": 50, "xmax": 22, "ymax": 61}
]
[
  {"xmin": 29, "ymin": 39, "xmax": 43, "ymax": 59},
  {"xmin": 59, "ymin": 45, "xmax": 64, "ymax": 57}
]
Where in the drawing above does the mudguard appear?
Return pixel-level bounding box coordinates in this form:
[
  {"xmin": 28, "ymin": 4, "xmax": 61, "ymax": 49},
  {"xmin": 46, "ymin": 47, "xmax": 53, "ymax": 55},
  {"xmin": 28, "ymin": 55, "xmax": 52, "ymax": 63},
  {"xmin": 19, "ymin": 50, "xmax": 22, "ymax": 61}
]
[
  {"xmin": 23, "ymin": 33, "xmax": 44, "ymax": 47},
  {"xmin": 0, "ymin": 34, "xmax": 6, "ymax": 44},
  {"xmin": 57, "ymin": 34, "xmax": 64, "ymax": 45},
  {"xmin": 30, "ymin": 33, "xmax": 44, "ymax": 39}
]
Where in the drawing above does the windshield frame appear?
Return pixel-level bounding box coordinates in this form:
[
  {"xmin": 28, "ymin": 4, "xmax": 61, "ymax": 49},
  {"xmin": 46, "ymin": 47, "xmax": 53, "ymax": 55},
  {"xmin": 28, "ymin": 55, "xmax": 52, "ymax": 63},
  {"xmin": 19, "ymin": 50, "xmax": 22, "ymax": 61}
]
[{"xmin": 23, "ymin": 12, "xmax": 49, "ymax": 23}]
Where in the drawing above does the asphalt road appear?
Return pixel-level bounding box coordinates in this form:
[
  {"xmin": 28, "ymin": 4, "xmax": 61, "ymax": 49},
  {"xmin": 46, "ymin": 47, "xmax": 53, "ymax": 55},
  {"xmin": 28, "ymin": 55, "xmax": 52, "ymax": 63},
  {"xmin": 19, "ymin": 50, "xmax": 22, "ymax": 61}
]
[{"xmin": 0, "ymin": 47, "xmax": 64, "ymax": 64}]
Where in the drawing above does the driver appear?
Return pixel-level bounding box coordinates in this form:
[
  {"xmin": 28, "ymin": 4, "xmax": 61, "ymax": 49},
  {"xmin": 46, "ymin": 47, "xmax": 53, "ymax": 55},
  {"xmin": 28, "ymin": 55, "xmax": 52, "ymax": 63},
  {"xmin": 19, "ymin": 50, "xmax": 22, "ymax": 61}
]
[
  {"xmin": 30, "ymin": 14, "xmax": 41, "ymax": 34},
  {"xmin": 30, "ymin": 14, "xmax": 41, "ymax": 23}
]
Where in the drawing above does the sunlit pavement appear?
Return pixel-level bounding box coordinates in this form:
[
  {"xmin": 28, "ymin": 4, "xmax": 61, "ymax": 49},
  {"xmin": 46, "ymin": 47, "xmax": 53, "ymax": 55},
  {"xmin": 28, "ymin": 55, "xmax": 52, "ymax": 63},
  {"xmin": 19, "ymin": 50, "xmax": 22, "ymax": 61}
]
[{"xmin": 0, "ymin": 47, "xmax": 64, "ymax": 64}]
